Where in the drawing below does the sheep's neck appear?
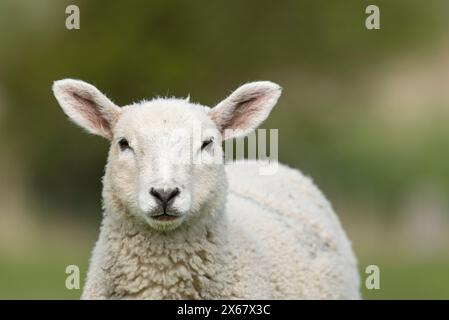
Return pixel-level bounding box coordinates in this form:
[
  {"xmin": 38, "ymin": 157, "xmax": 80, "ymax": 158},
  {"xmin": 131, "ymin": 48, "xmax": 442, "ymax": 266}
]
[{"xmin": 101, "ymin": 194, "xmax": 232, "ymax": 299}]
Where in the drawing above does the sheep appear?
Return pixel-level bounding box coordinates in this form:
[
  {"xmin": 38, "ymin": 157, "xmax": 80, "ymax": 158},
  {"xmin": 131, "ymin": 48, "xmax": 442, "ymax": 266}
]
[{"xmin": 52, "ymin": 79, "xmax": 360, "ymax": 299}]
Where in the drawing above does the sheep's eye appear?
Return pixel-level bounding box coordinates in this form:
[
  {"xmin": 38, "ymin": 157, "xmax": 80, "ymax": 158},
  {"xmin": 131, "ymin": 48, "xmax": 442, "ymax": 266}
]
[
  {"xmin": 201, "ymin": 137, "xmax": 214, "ymax": 151},
  {"xmin": 118, "ymin": 138, "xmax": 131, "ymax": 151}
]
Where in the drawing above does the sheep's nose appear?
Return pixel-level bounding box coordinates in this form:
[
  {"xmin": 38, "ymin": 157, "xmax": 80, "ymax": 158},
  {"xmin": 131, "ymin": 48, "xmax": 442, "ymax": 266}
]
[{"xmin": 150, "ymin": 187, "xmax": 180, "ymax": 209}]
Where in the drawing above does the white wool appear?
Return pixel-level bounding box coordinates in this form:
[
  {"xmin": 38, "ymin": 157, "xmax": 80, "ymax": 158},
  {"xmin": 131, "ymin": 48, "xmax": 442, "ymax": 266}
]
[{"xmin": 52, "ymin": 79, "xmax": 360, "ymax": 299}]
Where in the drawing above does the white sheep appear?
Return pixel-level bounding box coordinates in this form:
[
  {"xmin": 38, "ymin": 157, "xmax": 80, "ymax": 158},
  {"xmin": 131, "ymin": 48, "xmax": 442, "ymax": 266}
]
[{"xmin": 52, "ymin": 79, "xmax": 360, "ymax": 299}]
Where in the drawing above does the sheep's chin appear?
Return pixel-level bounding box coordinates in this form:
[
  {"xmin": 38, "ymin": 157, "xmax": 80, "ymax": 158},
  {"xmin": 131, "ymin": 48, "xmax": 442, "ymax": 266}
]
[{"xmin": 144, "ymin": 215, "xmax": 186, "ymax": 232}]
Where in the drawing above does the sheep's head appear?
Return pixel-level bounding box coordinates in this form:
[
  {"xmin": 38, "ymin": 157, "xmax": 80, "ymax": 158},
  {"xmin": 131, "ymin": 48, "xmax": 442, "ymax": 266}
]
[{"xmin": 52, "ymin": 79, "xmax": 281, "ymax": 231}]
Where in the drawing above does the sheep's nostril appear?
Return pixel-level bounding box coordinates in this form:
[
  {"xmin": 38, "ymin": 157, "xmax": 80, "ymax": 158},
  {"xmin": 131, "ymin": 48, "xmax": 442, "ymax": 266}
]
[
  {"xmin": 169, "ymin": 187, "xmax": 181, "ymax": 200},
  {"xmin": 150, "ymin": 187, "xmax": 181, "ymax": 209},
  {"xmin": 149, "ymin": 188, "xmax": 162, "ymax": 201}
]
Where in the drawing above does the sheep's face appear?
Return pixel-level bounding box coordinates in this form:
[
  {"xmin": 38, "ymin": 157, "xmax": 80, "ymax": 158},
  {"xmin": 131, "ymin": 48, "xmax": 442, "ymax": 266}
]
[
  {"xmin": 53, "ymin": 79, "xmax": 281, "ymax": 231},
  {"xmin": 107, "ymin": 101, "xmax": 224, "ymax": 231}
]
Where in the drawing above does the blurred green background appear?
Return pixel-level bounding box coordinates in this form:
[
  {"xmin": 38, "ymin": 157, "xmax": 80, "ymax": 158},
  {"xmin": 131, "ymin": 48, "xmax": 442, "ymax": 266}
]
[{"xmin": 0, "ymin": 0, "xmax": 449, "ymax": 299}]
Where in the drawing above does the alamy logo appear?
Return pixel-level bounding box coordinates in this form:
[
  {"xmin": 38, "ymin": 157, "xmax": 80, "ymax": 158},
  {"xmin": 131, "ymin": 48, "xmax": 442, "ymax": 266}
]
[
  {"xmin": 365, "ymin": 265, "xmax": 380, "ymax": 290},
  {"xmin": 65, "ymin": 5, "xmax": 80, "ymax": 30},
  {"xmin": 65, "ymin": 265, "xmax": 80, "ymax": 290},
  {"xmin": 365, "ymin": 5, "xmax": 380, "ymax": 30},
  {"xmin": 154, "ymin": 123, "xmax": 279, "ymax": 175}
]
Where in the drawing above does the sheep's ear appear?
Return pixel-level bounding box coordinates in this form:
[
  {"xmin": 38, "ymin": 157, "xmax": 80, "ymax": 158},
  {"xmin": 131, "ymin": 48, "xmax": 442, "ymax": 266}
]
[
  {"xmin": 208, "ymin": 81, "xmax": 282, "ymax": 140},
  {"xmin": 52, "ymin": 79, "xmax": 121, "ymax": 139}
]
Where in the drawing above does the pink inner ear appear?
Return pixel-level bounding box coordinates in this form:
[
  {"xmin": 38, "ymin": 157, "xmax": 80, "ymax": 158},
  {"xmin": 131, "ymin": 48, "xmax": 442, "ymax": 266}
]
[
  {"xmin": 73, "ymin": 92, "xmax": 112, "ymax": 135},
  {"xmin": 211, "ymin": 95, "xmax": 264, "ymax": 134},
  {"xmin": 228, "ymin": 96, "xmax": 261, "ymax": 131}
]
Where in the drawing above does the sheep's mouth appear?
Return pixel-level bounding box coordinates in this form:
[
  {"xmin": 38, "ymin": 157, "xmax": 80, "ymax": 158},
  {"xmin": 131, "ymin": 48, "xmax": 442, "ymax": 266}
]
[{"xmin": 150, "ymin": 213, "xmax": 181, "ymax": 221}]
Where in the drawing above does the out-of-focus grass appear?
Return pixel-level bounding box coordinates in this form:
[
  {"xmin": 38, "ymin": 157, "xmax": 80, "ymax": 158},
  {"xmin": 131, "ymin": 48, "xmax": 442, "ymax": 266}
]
[
  {"xmin": 360, "ymin": 256, "xmax": 449, "ymax": 299},
  {"xmin": 0, "ymin": 249, "xmax": 90, "ymax": 299}
]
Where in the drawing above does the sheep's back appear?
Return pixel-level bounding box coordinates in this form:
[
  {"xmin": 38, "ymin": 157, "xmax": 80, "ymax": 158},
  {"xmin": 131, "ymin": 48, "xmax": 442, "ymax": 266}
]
[
  {"xmin": 226, "ymin": 160, "xmax": 343, "ymax": 243},
  {"xmin": 225, "ymin": 160, "xmax": 360, "ymax": 299}
]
